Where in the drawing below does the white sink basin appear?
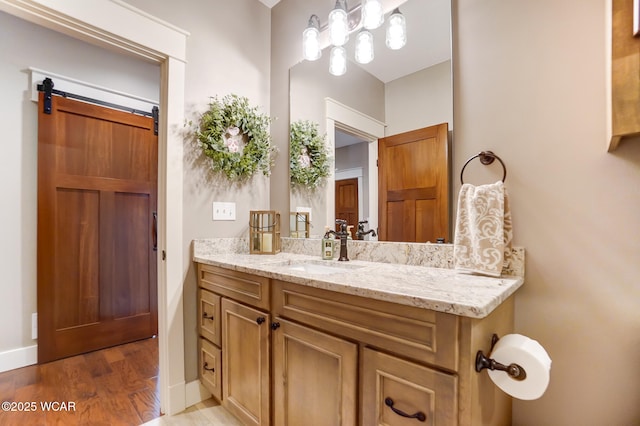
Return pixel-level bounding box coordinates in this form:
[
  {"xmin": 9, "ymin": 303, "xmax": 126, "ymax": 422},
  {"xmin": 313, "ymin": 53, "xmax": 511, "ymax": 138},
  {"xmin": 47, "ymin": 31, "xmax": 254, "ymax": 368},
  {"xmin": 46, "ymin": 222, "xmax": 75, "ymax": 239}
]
[{"xmin": 274, "ymin": 260, "xmax": 363, "ymax": 275}]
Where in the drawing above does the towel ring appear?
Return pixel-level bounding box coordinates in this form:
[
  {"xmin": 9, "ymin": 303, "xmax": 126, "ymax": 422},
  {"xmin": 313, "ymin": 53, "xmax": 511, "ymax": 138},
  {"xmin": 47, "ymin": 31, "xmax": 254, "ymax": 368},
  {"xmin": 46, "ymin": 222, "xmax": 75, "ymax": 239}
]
[{"xmin": 460, "ymin": 151, "xmax": 507, "ymax": 184}]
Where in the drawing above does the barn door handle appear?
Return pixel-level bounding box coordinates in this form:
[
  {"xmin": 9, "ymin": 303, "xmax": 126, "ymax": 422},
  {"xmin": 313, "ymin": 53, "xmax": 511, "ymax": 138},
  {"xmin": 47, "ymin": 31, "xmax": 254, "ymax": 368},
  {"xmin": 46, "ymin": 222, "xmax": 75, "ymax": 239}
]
[
  {"xmin": 152, "ymin": 212, "xmax": 158, "ymax": 251},
  {"xmin": 384, "ymin": 398, "xmax": 426, "ymax": 422}
]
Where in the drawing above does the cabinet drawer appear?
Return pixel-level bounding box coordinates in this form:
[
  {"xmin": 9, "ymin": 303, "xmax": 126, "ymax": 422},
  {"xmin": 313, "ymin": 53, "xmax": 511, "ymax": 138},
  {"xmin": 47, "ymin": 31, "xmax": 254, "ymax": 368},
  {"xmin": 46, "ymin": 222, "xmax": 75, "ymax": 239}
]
[
  {"xmin": 199, "ymin": 337, "xmax": 222, "ymax": 401},
  {"xmin": 361, "ymin": 348, "xmax": 457, "ymax": 425},
  {"xmin": 198, "ymin": 288, "xmax": 221, "ymax": 346},
  {"xmin": 272, "ymin": 280, "xmax": 459, "ymax": 371},
  {"xmin": 198, "ymin": 263, "xmax": 270, "ymax": 310}
]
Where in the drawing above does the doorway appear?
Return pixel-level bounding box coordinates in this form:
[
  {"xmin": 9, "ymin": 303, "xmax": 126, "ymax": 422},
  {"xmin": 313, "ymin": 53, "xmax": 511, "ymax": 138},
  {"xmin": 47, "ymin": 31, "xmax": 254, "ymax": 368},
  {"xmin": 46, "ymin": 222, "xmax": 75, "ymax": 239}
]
[
  {"xmin": 1, "ymin": 1, "xmax": 188, "ymax": 414},
  {"xmin": 378, "ymin": 123, "xmax": 450, "ymax": 242}
]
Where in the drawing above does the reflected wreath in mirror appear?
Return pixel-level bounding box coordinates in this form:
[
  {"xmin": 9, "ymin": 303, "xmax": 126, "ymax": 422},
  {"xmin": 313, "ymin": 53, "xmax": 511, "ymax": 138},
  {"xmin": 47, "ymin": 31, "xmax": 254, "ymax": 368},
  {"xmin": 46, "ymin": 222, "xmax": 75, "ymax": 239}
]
[
  {"xmin": 289, "ymin": 120, "xmax": 330, "ymax": 189},
  {"xmin": 197, "ymin": 94, "xmax": 274, "ymax": 180}
]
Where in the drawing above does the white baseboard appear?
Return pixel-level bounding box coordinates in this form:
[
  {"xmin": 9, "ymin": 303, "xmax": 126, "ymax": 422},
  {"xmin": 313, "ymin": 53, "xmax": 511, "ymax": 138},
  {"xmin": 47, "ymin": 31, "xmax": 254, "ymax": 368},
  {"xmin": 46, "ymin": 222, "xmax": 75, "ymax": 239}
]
[
  {"xmin": 166, "ymin": 380, "xmax": 186, "ymax": 415},
  {"xmin": 185, "ymin": 379, "xmax": 212, "ymax": 407},
  {"xmin": 0, "ymin": 344, "xmax": 37, "ymax": 373}
]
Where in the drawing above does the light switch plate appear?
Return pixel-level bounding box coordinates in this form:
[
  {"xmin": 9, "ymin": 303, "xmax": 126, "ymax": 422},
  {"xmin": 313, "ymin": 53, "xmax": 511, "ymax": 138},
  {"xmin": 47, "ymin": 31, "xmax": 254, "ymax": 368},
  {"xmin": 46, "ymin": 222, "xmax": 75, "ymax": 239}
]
[{"xmin": 213, "ymin": 202, "xmax": 236, "ymax": 221}]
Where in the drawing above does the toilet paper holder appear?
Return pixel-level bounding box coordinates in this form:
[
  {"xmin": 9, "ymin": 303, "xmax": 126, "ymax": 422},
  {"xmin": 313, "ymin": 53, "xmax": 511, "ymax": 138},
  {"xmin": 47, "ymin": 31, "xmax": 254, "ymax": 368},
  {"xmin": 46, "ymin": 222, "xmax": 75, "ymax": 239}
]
[{"xmin": 475, "ymin": 334, "xmax": 527, "ymax": 381}]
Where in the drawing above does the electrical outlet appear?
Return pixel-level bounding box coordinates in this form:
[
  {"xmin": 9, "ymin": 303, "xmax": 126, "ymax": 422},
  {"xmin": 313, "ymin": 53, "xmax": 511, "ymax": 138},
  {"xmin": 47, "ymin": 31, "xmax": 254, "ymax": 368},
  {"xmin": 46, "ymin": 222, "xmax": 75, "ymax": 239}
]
[{"xmin": 212, "ymin": 202, "xmax": 236, "ymax": 221}]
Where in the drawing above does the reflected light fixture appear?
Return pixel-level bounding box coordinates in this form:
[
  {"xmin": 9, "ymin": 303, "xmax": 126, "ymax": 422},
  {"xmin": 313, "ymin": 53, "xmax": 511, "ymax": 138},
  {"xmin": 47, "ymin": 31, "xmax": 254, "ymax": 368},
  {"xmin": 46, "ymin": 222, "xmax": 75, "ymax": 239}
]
[
  {"xmin": 386, "ymin": 8, "xmax": 407, "ymax": 50},
  {"xmin": 328, "ymin": 0, "xmax": 349, "ymax": 46},
  {"xmin": 329, "ymin": 46, "xmax": 347, "ymax": 76},
  {"xmin": 302, "ymin": 0, "xmax": 407, "ymax": 75},
  {"xmin": 302, "ymin": 14, "xmax": 321, "ymax": 61},
  {"xmin": 361, "ymin": 0, "xmax": 383, "ymax": 30},
  {"xmin": 355, "ymin": 29, "xmax": 374, "ymax": 64}
]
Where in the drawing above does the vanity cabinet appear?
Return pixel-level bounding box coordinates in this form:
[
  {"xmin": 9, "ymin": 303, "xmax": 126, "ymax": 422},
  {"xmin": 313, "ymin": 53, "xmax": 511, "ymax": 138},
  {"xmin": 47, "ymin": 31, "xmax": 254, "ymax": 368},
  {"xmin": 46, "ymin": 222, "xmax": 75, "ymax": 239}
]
[
  {"xmin": 197, "ymin": 264, "xmax": 271, "ymax": 426},
  {"xmin": 197, "ymin": 262, "xmax": 514, "ymax": 426},
  {"xmin": 197, "ymin": 288, "xmax": 221, "ymax": 400}
]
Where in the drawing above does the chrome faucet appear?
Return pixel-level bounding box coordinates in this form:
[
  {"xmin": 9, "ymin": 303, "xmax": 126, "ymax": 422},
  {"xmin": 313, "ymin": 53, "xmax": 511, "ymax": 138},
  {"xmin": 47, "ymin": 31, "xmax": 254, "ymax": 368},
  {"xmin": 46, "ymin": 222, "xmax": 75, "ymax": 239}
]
[
  {"xmin": 355, "ymin": 220, "xmax": 377, "ymax": 240},
  {"xmin": 326, "ymin": 219, "xmax": 350, "ymax": 261}
]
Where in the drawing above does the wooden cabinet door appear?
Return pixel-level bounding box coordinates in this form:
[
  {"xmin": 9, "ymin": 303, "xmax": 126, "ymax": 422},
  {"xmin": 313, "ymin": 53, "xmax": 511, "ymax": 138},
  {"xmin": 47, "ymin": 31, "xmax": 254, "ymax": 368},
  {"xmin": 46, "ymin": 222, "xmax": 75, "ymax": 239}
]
[
  {"xmin": 221, "ymin": 298, "xmax": 270, "ymax": 426},
  {"xmin": 273, "ymin": 318, "xmax": 358, "ymax": 426},
  {"xmin": 361, "ymin": 348, "xmax": 457, "ymax": 425}
]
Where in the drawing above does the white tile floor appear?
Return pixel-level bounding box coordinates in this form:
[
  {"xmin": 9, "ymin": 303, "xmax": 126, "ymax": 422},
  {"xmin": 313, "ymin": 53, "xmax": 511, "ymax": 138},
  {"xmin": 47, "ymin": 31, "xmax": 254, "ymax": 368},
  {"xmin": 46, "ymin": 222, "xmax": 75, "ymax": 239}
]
[{"xmin": 142, "ymin": 399, "xmax": 243, "ymax": 426}]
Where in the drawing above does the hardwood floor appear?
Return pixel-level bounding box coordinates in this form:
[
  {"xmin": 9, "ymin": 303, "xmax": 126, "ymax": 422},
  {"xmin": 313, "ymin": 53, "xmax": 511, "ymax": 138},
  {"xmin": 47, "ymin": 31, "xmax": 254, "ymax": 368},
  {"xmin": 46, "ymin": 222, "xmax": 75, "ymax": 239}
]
[{"xmin": 0, "ymin": 337, "xmax": 161, "ymax": 425}]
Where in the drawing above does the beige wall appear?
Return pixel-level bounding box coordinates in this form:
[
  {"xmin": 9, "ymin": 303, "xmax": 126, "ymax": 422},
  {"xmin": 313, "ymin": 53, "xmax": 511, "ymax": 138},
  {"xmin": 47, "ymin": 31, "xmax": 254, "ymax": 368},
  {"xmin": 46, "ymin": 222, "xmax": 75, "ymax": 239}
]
[
  {"xmin": 289, "ymin": 52, "xmax": 384, "ymax": 233},
  {"xmin": 124, "ymin": 0, "xmax": 272, "ymax": 382},
  {"xmin": 453, "ymin": 0, "xmax": 640, "ymax": 424},
  {"xmin": 0, "ymin": 10, "xmax": 160, "ymax": 366},
  {"xmin": 385, "ymin": 59, "xmax": 453, "ymax": 135},
  {"xmin": 274, "ymin": 0, "xmax": 640, "ymax": 424}
]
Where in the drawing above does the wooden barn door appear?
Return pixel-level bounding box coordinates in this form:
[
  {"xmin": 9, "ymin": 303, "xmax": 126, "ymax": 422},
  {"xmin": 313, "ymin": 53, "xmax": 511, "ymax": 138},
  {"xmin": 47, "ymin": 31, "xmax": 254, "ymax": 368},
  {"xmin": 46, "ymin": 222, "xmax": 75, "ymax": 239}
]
[{"xmin": 37, "ymin": 93, "xmax": 158, "ymax": 363}]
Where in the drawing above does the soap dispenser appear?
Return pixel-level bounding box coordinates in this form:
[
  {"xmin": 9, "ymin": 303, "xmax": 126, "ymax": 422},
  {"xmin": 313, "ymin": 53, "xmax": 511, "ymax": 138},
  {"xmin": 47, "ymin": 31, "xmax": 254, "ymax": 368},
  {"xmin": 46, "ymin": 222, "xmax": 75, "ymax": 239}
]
[{"xmin": 322, "ymin": 226, "xmax": 334, "ymax": 260}]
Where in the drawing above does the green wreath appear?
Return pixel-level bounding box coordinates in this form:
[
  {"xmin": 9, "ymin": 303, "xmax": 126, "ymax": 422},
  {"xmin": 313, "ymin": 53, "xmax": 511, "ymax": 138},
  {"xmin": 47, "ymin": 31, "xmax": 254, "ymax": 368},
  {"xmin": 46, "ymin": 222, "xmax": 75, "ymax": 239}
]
[
  {"xmin": 197, "ymin": 94, "xmax": 274, "ymax": 180},
  {"xmin": 289, "ymin": 120, "xmax": 330, "ymax": 189}
]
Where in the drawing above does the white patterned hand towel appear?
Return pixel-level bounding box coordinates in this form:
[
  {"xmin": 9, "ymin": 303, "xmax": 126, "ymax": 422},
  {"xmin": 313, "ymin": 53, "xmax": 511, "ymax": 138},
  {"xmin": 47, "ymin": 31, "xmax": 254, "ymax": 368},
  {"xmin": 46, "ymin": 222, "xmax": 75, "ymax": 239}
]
[{"xmin": 453, "ymin": 181, "xmax": 513, "ymax": 277}]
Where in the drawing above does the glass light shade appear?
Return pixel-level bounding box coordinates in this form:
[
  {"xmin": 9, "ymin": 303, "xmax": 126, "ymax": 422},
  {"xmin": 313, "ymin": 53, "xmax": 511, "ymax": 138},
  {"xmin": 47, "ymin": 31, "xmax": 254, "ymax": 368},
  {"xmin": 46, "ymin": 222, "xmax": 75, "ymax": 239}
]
[
  {"xmin": 355, "ymin": 30, "xmax": 374, "ymax": 64},
  {"xmin": 328, "ymin": 0, "xmax": 349, "ymax": 46},
  {"xmin": 386, "ymin": 8, "xmax": 407, "ymax": 50},
  {"xmin": 361, "ymin": 0, "xmax": 384, "ymax": 30},
  {"xmin": 302, "ymin": 26, "xmax": 321, "ymax": 61},
  {"xmin": 329, "ymin": 46, "xmax": 347, "ymax": 76}
]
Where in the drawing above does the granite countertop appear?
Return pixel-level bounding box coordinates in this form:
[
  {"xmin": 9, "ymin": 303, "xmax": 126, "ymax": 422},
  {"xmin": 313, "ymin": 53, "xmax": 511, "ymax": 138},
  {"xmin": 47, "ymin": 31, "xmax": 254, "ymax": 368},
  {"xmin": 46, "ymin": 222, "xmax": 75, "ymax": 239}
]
[{"xmin": 193, "ymin": 251, "xmax": 524, "ymax": 319}]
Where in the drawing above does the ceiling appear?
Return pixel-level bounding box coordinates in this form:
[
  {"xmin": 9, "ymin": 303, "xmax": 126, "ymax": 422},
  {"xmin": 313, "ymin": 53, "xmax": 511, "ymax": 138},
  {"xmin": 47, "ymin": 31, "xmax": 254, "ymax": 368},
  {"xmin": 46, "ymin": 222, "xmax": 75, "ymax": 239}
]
[{"xmin": 257, "ymin": 0, "xmax": 281, "ymax": 7}]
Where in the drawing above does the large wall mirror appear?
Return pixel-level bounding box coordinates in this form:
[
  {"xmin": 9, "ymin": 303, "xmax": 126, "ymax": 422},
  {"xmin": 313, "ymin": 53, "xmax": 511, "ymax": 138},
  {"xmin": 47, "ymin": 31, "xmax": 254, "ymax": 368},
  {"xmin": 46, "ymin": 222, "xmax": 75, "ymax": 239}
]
[{"xmin": 289, "ymin": 0, "xmax": 452, "ymax": 242}]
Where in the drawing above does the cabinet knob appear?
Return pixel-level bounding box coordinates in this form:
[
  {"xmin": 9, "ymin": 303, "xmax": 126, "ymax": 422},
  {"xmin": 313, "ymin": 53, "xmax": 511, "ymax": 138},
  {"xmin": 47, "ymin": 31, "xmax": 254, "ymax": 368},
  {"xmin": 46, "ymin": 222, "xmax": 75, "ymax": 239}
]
[
  {"xmin": 270, "ymin": 322, "xmax": 280, "ymax": 330},
  {"xmin": 384, "ymin": 397, "xmax": 426, "ymax": 422},
  {"xmin": 256, "ymin": 316, "xmax": 266, "ymax": 325},
  {"xmin": 203, "ymin": 362, "xmax": 215, "ymax": 373}
]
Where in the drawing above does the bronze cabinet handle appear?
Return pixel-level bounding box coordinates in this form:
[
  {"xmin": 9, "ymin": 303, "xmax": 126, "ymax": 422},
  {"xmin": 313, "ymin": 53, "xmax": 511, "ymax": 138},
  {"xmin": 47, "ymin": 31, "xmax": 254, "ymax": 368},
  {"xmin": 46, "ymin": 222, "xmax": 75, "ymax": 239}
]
[
  {"xmin": 384, "ymin": 397, "xmax": 426, "ymax": 422},
  {"xmin": 202, "ymin": 312, "xmax": 214, "ymax": 321},
  {"xmin": 256, "ymin": 316, "xmax": 266, "ymax": 325},
  {"xmin": 203, "ymin": 362, "xmax": 215, "ymax": 372}
]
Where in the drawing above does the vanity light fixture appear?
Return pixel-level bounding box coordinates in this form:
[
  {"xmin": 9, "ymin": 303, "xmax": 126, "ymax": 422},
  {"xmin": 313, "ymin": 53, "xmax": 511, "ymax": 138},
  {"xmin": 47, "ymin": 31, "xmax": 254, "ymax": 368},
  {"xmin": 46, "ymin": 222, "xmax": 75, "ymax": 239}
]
[
  {"xmin": 328, "ymin": 0, "xmax": 349, "ymax": 46},
  {"xmin": 302, "ymin": 14, "xmax": 322, "ymax": 61},
  {"xmin": 361, "ymin": 0, "xmax": 384, "ymax": 30},
  {"xmin": 302, "ymin": 0, "xmax": 407, "ymax": 75},
  {"xmin": 329, "ymin": 45, "xmax": 348, "ymax": 76},
  {"xmin": 355, "ymin": 29, "xmax": 374, "ymax": 64},
  {"xmin": 386, "ymin": 8, "xmax": 407, "ymax": 50}
]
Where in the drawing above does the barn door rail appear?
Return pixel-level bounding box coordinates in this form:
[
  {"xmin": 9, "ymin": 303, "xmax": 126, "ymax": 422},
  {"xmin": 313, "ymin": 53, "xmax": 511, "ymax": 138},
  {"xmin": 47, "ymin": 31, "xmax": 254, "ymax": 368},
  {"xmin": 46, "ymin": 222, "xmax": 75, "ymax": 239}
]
[{"xmin": 37, "ymin": 77, "xmax": 159, "ymax": 134}]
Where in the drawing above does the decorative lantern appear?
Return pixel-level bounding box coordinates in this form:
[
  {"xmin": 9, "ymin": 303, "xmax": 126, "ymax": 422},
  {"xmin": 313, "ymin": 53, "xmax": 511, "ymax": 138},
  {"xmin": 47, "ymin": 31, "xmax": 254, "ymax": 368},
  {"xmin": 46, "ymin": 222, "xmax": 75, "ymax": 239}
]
[
  {"xmin": 289, "ymin": 212, "xmax": 310, "ymax": 239},
  {"xmin": 250, "ymin": 210, "xmax": 281, "ymax": 254}
]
